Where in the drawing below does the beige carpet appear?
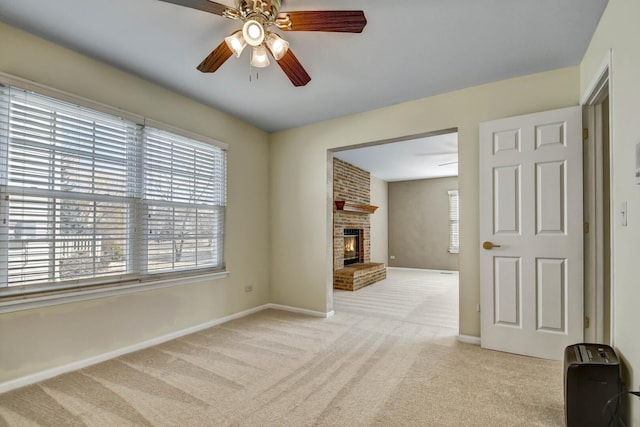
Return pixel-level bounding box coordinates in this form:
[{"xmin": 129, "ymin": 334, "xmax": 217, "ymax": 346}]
[{"xmin": 0, "ymin": 269, "xmax": 564, "ymax": 426}]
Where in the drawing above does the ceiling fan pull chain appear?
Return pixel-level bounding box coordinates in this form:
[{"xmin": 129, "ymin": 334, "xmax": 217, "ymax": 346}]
[{"xmin": 248, "ymin": 63, "xmax": 260, "ymax": 82}]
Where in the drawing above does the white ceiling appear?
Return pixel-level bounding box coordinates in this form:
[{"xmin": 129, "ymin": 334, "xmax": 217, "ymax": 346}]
[
  {"xmin": 0, "ymin": 0, "xmax": 608, "ymax": 134},
  {"xmin": 0, "ymin": 1, "xmax": 607, "ymax": 182},
  {"xmin": 334, "ymin": 132, "xmax": 458, "ymax": 182}
]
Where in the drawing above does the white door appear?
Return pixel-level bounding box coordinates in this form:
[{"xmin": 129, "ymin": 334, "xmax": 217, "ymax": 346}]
[{"xmin": 479, "ymin": 106, "xmax": 583, "ymax": 360}]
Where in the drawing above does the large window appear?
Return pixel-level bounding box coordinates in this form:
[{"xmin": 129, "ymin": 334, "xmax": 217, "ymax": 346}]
[
  {"xmin": 0, "ymin": 83, "xmax": 226, "ymax": 296},
  {"xmin": 448, "ymin": 190, "xmax": 459, "ymax": 254}
]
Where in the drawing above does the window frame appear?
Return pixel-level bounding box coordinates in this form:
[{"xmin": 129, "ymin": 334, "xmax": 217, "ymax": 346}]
[{"xmin": 0, "ymin": 73, "xmax": 228, "ymax": 312}]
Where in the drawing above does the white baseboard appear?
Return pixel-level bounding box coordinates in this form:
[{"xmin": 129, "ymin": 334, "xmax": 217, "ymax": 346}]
[
  {"xmin": 457, "ymin": 334, "xmax": 481, "ymax": 345},
  {"xmin": 0, "ymin": 303, "xmax": 335, "ymax": 394},
  {"xmin": 387, "ymin": 267, "xmax": 459, "ymax": 274},
  {"xmin": 266, "ymin": 303, "xmax": 335, "ymax": 318}
]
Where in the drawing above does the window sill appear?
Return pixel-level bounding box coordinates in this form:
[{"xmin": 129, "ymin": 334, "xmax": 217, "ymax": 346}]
[{"xmin": 0, "ymin": 270, "xmax": 229, "ymax": 314}]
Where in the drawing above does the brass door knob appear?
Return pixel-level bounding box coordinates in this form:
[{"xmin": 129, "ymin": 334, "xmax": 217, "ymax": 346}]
[{"xmin": 482, "ymin": 241, "xmax": 502, "ymax": 250}]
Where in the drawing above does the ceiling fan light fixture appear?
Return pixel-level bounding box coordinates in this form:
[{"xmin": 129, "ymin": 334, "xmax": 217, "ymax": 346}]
[
  {"xmin": 224, "ymin": 31, "xmax": 247, "ymax": 57},
  {"xmin": 242, "ymin": 19, "xmax": 265, "ymax": 47},
  {"xmin": 251, "ymin": 45, "xmax": 270, "ymax": 68},
  {"xmin": 266, "ymin": 33, "xmax": 289, "ymax": 60}
]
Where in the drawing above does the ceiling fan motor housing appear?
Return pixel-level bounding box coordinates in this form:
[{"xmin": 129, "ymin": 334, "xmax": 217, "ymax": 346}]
[{"xmin": 236, "ymin": 0, "xmax": 281, "ymax": 20}]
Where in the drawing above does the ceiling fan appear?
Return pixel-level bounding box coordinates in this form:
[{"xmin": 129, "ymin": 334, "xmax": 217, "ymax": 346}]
[{"xmin": 157, "ymin": 0, "xmax": 367, "ymax": 87}]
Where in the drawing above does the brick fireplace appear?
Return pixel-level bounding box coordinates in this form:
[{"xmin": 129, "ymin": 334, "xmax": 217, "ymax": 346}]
[{"xmin": 333, "ymin": 158, "xmax": 386, "ymax": 291}]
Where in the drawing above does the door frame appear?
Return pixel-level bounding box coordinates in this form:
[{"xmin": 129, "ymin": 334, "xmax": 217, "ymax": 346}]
[{"xmin": 581, "ymin": 49, "xmax": 614, "ymax": 345}]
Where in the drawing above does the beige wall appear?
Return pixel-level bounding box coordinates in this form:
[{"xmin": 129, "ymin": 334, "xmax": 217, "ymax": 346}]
[
  {"xmin": 0, "ymin": 23, "xmax": 270, "ymax": 383},
  {"xmin": 369, "ymin": 175, "xmax": 388, "ymax": 264},
  {"xmin": 388, "ymin": 177, "xmax": 459, "ymax": 271},
  {"xmin": 580, "ymin": 0, "xmax": 640, "ymax": 422},
  {"xmin": 270, "ymin": 66, "xmax": 579, "ymax": 335}
]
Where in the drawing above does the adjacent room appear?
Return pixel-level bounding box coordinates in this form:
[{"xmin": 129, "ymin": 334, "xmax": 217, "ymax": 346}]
[
  {"xmin": 1, "ymin": 0, "xmax": 640, "ymax": 425},
  {"xmin": 331, "ymin": 132, "xmax": 459, "ymax": 333}
]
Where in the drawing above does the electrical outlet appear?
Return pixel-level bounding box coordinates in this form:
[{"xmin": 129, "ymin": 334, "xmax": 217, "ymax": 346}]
[
  {"xmin": 244, "ymin": 285, "xmax": 253, "ymax": 293},
  {"xmin": 390, "ymin": 255, "xmax": 395, "ymax": 260}
]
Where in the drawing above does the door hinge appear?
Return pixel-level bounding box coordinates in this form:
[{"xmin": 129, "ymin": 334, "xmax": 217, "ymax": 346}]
[
  {"xmin": 583, "ymin": 128, "xmax": 589, "ymax": 140},
  {"xmin": 585, "ymin": 316, "xmax": 590, "ymax": 329},
  {"xmin": 584, "ymin": 222, "xmax": 590, "ymax": 234}
]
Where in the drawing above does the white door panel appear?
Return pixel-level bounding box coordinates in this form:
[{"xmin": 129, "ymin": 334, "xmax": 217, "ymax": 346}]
[
  {"xmin": 480, "ymin": 106, "xmax": 583, "ymax": 360},
  {"xmin": 494, "ymin": 257, "xmax": 521, "ymax": 326}
]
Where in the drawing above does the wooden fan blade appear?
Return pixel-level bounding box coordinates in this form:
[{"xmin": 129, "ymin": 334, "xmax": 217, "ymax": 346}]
[
  {"xmin": 274, "ymin": 49, "xmax": 311, "ymax": 87},
  {"xmin": 197, "ymin": 40, "xmax": 232, "ymax": 73},
  {"xmin": 156, "ymin": 0, "xmax": 230, "ymax": 16},
  {"xmin": 277, "ymin": 10, "xmax": 367, "ymax": 33}
]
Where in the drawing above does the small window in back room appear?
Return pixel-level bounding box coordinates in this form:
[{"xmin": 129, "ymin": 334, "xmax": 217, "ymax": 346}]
[{"xmin": 448, "ymin": 190, "xmax": 459, "ymax": 253}]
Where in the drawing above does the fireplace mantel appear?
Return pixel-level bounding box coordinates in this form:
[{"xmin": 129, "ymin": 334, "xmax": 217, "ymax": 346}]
[{"xmin": 334, "ymin": 201, "xmax": 378, "ymax": 214}]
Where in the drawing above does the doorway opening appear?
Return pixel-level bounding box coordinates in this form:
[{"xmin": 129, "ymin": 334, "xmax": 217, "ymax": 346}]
[{"xmin": 328, "ymin": 128, "xmax": 459, "ymax": 333}]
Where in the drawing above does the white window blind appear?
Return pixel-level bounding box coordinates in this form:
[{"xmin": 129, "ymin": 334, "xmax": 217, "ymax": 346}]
[
  {"xmin": 0, "ymin": 84, "xmax": 226, "ymax": 294},
  {"xmin": 448, "ymin": 190, "xmax": 459, "ymax": 254},
  {"xmin": 142, "ymin": 127, "xmax": 226, "ymax": 273}
]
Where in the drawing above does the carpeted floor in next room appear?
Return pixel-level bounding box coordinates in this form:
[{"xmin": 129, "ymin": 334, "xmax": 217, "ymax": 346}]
[{"xmin": 0, "ymin": 268, "xmax": 564, "ymax": 426}]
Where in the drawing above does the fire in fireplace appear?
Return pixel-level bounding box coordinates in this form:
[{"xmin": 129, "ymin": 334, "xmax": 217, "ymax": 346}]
[{"xmin": 343, "ymin": 229, "xmax": 362, "ymax": 266}]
